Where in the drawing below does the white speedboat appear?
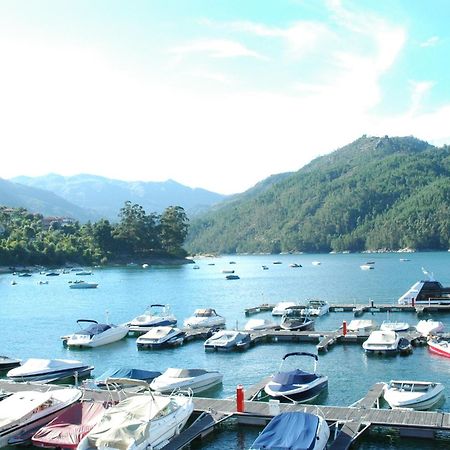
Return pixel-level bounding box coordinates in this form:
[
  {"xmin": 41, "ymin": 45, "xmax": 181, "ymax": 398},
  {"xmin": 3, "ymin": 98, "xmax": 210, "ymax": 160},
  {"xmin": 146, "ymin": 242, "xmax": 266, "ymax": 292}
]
[
  {"xmin": 301, "ymin": 299, "xmax": 330, "ymax": 317},
  {"xmin": 264, "ymin": 352, "xmax": 328, "ymax": 403},
  {"xmin": 183, "ymin": 308, "xmax": 225, "ymax": 329},
  {"xmin": 150, "ymin": 368, "xmax": 223, "ymax": 394},
  {"xmin": 136, "ymin": 326, "xmax": 185, "ymax": 349},
  {"xmin": 0, "ymin": 388, "xmax": 81, "ymax": 448},
  {"xmin": 380, "ymin": 321, "xmax": 410, "ymax": 332},
  {"xmin": 77, "ymin": 383, "xmax": 193, "ymax": 450},
  {"xmin": 128, "ymin": 304, "xmax": 177, "ymax": 329},
  {"xmin": 280, "ymin": 307, "xmax": 314, "ymax": 331},
  {"xmin": 69, "ymin": 281, "xmax": 98, "ymax": 289},
  {"xmin": 272, "ymin": 301, "xmax": 297, "ymax": 316},
  {"xmin": 360, "ymin": 264, "xmax": 374, "ymax": 270},
  {"xmin": 244, "ymin": 318, "xmax": 278, "ymax": 331},
  {"xmin": 362, "ymin": 330, "xmax": 400, "ymax": 354},
  {"xmin": 383, "ymin": 380, "xmax": 445, "ymax": 410},
  {"xmin": 416, "ymin": 319, "xmax": 444, "ymax": 337},
  {"xmin": 63, "ymin": 320, "xmax": 129, "ymax": 348},
  {"xmin": 347, "ymin": 320, "xmax": 377, "ymax": 333},
  {"xmin": 250, "ymin": 411, "xmax": 329, "ymax": 450},
  {"xmin": 204, "ymin": 330, "xmax": 251, "ymax": 351},
  {"xmin": 7, "ymin": 358, "xmax": 93, "ymax": 382}
]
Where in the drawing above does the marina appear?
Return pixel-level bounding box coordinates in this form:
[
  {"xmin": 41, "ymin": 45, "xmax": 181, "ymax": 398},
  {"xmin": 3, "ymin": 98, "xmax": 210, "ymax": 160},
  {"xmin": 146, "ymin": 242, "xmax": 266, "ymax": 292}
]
[{"xmin": 2, "ymin": 252, "xmax": 450, "ymax": 449}]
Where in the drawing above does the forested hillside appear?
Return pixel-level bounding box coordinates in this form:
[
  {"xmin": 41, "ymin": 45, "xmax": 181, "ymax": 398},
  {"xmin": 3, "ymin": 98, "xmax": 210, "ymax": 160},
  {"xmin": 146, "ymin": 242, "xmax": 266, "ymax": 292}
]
[{"xmin": 186, "ymin": 136, "xmax": 450, "ymax": 254}]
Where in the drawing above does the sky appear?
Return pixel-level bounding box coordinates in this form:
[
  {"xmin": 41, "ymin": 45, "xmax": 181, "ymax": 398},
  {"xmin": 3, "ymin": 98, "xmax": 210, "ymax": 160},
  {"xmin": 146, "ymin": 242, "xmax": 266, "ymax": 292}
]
[{"xmin": 1, "ymin": 0, "xmax": 450, "ymax": 195}]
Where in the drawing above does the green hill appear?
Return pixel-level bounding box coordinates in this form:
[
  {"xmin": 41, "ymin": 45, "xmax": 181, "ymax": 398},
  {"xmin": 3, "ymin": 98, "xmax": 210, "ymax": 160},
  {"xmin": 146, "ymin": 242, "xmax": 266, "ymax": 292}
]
[{"xmin": 185, "ymin": 136, "xmax": 450, "ymax": 254}]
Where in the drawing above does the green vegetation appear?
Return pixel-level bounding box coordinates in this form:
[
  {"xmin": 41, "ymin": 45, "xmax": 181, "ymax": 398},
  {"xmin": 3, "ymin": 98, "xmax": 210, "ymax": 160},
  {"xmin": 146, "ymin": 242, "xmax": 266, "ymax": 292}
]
[
  {"xmin": 186, "ymin": 136, "xmax": 450, "ymax": 254},
  {"xmin": 0, "ymin": 202, "xmax": 189, "ymax": 266}
]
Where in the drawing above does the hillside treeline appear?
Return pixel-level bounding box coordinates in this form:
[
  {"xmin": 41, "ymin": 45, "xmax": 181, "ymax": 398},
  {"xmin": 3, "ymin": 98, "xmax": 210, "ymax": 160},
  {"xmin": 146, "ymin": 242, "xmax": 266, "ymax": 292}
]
[
  {"xmin": 186, "ymin": 136, "xmax": 450, "ymax": 254},
  {"xmin": 0, "ymin": 201, "xmax": 189, "ymax": 266}
]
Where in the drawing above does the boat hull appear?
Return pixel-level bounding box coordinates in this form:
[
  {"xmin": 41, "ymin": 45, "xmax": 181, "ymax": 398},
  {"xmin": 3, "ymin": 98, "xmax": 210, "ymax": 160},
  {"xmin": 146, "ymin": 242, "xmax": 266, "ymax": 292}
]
[{"xmin": 264, "ymin": 378, "xmax": 328, "ymax": 403}]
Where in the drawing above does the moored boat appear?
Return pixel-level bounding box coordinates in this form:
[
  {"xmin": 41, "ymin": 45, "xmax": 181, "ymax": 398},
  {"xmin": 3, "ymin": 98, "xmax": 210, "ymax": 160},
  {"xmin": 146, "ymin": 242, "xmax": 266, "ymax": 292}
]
[
  {"xmin": 428, "ymin": 336, "xmax": 450, "ymax": 358},
  {"xmin": 183, "ymin": 308, "xmax": 225, "ymax": 329},
  {"xmin": 383, "ymin": 380, "xmax": 445, "ymax": 410},
  {"xmin": 347, "ymin": 320, "xmax": 377, "ymax": 333},
  {"xmin": 244, "ymin": 318, "xmax": 278, "ymax": 331},
  {"xmin": 128, "ymin": 304, "xmax": 177, "ymax": 329},
  {"xmin": 0, "ymin": 356, "xmax": 21, "ymax": 371},
  {"xmin": 300, "ymin": 299, "xmax": 329, "ymax": 317},
  {"xmin": 380, "ymin": 321, "xmax": 410, "ymax": 332},
  {"xmin": 362, "ymin": 330, "xmax": 400, "ymax": 354},
  {"xmin": 271, "ymin": 301, "xmax": 297, "ymax": 316},
  {"xmin": 416, "ymin": 319, "xmax": 444, "ymax": 336},
  {"xmin": 94, "ymin": 367, "xmax": 162, "ymax": 388},
  {"xmin": 69, "ymin": 281, "xmax": 98, "ymax": 289},
  {"xmin": 136, "ymin": 326, "xmax": 185, "ymax": 349},
  {"xmin": 280, "ymin": 307, "xmax": 314, "ymax": 331},
  {"xmin": 204, "ymin": 330, "xmax": 251, "ymax": 351},
  {"xmin": 63, "ymin": 320, "xmax": 129, "ymax": 348}
]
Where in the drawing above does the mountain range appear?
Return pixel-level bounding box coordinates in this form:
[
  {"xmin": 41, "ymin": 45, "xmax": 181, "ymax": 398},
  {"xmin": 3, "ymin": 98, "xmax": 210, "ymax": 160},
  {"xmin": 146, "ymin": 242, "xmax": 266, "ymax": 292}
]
[{"xmin": 5, "ymin": 174, "xmax": 226, "ymax": 221}]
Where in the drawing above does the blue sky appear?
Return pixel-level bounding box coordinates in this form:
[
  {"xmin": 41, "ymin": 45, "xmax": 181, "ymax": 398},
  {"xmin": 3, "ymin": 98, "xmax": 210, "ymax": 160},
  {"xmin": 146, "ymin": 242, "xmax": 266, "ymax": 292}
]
[{"xmin": 1, "ymin": 0, "xmax": 449, "ymax": 194}]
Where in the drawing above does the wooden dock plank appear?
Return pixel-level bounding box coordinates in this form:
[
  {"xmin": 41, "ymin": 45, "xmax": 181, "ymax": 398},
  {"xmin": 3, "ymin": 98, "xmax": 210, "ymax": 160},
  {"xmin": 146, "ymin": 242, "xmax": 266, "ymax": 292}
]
[{"xmin": 328, "ymin": 421, "xmax": 364, "ymax": 450}]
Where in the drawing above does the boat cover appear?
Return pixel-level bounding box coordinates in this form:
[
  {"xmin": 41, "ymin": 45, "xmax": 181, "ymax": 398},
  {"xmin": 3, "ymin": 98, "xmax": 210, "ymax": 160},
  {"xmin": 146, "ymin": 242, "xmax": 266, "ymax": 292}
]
[
  {"xmin": 7, "ymin": 358, "xmax": 86, "ymax": 377},
  {"xmin": 250, "ymin": 412, "xmax": 319, "ymax": 450},
  {"xmin": 95, "ymin": 367, "xmax": 161, "ymax": 385},
  {"xmin": 272, "ymin": 370, "xmax": 318, "ymax": 386},
  {"xmin": 76, "ymin": 323, "xmax": 111, "ymax": 336},
  {"xmin": 32, "ymin": 402, "xmax": 106, "ymax": 449},
  {"xmin": 0, "ymin": 391, "xmax": 52, "ymax": 429},
  {"xmin": 86, "ymin": 395, "xmax": 171, "ymax": 450}
]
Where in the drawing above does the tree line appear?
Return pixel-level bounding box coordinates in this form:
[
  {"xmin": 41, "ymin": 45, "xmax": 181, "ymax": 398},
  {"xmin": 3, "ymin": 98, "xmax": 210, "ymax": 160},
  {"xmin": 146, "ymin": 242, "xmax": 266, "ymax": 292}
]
[{"xmin": 0, "ymin": 201, "xmax": 189, "ymax": 266}]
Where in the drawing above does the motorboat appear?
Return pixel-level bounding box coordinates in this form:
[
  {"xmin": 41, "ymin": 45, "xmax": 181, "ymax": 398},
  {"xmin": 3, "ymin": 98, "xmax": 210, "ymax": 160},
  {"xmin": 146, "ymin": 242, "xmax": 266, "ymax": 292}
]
[
  {"xmin": 280, "ymin": 307, "xmax": 314, "ymax": 331},
  {"xmin": 183, "ymin": 308, "xmax": 225, "ymax": 329},
  {"xmin": 31, "ymin": 401, "xmax": 107, "ymax": 449},
  {"xmin": 362, "ymin": 330, "xmax": 400, "ymax": 354},
  {"xmin": 150, "ymin": 368, "xmax": 223, "ymax": 394},
  {"xmin": 7, "ymin": 358, "xmax": 93, "ymax": 383},
  {"xmin": 0, "ymin": 388, "xmax": 82, "ymax": 448},
  {"xmin": 312, "ymin": 261, "xmax": 321, "ymax": 266},
  {"xmin": 360, "ymin": 264, "xmax": 374, "ymax": 270},
  {"xmin": 264, "ymin": 352, "xmax": 328, "ymax": 403},
  {"xmin": 69, "ymin": 281, "xmax": 98, "ymax": 289},
  {"xmin": 244, "ymin": 318, "xmax": 278, "ymax": 331},
  {"xmin": 128, "ymin": 304, "xmax": 177, "ymax": 329},
  {"xmin": 271, "ymin": 301, "xmax": 297, "ymax": 316},
  {"xmin": 428, "ymin": 336, "xmax": 450, "ymax": 358},
  {"xmin": 77, "ymin": 381, "xmax": 193, "ymax": 450},
  {"xmin": 289, "ymin": 263, "xmax": 302, "ymax": 268},
  {"xmin": 380, "ymin": 321, "xmax": 410, "ymax": 332},
  {"xmin": 398, "ymin": 337, "xmax": 413, "ymax": 355},
  {"xmin": 300, "ymin": 299, "xmax": 330, "ymax": 317},
  {"xmin": 383, "ymin": 380, "xmax": 445, "ymax": 410},
  {"xmin": 397, "ymin": 272, "xmax": 450, "ymax": 305},
  {"xmin": 225, "ymin": 274, "xmax": 240, "ymax": 280},
  {"xmin": 249, "ymin": 411, "xmax": 330, "ymax": 450},
  {"xmin": 75, "ymin": 271, "xmax": 92, "ymax": 276},
  {"xmin": 94, "ymin": 367, "xmax": 162, "ymax": 388},
  {"xmin": 347, "ymin": 320, "xmax": 377, "ymax": 333},
  {"xmin": 0, "ymin": 356, "xmax": 21, "ymax": 371},
  {"xmin": 136, "ymin": 326, "xmax": 185, "ymax": 349},
  {"xmin": 416, "ymin": 319, "xmax": 444, "ymax": 336},
  {"xmin": 204, "ymin": 330, "xmax": 251, "ymax": 351},
  {"xmin": 63, "ymin": 320, "xmax": 129, "ymax": 348}
]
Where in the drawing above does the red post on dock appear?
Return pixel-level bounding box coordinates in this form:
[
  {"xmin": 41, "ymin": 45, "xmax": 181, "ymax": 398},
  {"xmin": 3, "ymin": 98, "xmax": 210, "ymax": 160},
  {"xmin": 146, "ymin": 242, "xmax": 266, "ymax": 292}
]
[
  {"xmin": 342, "ymin": 320, "xmax": 347, "ymax": 336},
  {"xmin": 236, "ymin": 384, "xmax": 245, "ymax": 412}
]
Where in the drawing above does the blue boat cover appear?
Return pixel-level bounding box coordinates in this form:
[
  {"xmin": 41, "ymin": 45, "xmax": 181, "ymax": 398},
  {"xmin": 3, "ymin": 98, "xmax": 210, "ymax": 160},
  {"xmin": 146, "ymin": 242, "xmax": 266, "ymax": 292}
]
[
  {"xmin": 272, "ymin": 369, "xmax": 318, "ymax": 386},
  {"xmin": 95, "ymin": 367, "xmax": 161, "ymax": 384},
  {"xmin": 251, "ymin": 412, "xmax": 319, "ymax": 450}
]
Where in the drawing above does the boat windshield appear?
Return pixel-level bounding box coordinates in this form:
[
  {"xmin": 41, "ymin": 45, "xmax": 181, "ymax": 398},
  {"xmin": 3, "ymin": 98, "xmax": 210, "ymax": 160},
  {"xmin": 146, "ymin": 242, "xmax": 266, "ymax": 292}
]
[
  {"xmin": 77, "ymin": 323, "xmax": 111, "ymax": 336},
  {"xmin": 195, "ymin": 309, "xmax": 216, "ymax": 317},
  {"xmin": 165, "ymin": 368, "xmax": 208, "ymax": 378}
]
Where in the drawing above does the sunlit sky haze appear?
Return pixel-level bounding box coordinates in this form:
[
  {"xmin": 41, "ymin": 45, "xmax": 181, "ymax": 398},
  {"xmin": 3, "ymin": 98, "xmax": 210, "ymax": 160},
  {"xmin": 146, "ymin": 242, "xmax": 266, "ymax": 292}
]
[{"xmin": 1, "ymin": 0, "xmax": 449, "ymax": 194}]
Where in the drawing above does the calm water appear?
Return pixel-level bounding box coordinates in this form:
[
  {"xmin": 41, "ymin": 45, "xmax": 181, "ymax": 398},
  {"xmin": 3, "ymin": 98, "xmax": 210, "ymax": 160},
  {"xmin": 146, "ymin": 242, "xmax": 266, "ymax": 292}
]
[{"xmin": 1, "ymin": 251, "xmax": 450, "ymax": 449}]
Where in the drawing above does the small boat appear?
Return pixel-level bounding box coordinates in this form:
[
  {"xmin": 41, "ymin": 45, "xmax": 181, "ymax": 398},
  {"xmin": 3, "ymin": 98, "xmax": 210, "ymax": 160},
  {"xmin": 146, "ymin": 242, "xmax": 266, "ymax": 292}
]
[
  {"xmin": 136, "ymin": 326, "xmax": 185, "ymax": 349},
  {"xmin": 150, "ymin": 368, "xmax": 223, "ymax": 394},
  {"xmin": 301, "ymin": 299, "xmax": 330, "ymax": 317},
  {"xmin": 225, "ymin": 274, "xmax": 240, "ymax": 280},
  {"xmin": 7, "ymin": 358, "xmax": 93, "ymax": 383},
  {"xmin": 249, "ymin": 411, "xmax": 330, "ymax": 450},
  {"xmin": 271, "ymin": 301, "xmax": 297, "ymax": 316},
  {"xmin": 0, "ymin": 356, "xmax": 21, "ymax": 371},
  {"xmin": 38, "ymin": 281, "xmax": 49, "ymax": 285},
  {"xmin": 264, "ymin": 352, "xmax": 328, "ymax": 403},
  {"xmin": 244, "ymin": 318, "xmax": 278, "ymax": 331},
  {"xmin": 0, "ymin": 388, "xmax": 82, "ymax": 448},
  {"xmin": 75, "ymin": 271, "xmax": 92, "ymax": 276},
  {"xmin": 221, "ymin": 269, "xmax": 235, "ymax": 274},
  {"xmin": 428, "ymin": 336, "xmax": 450, "ymax": 358},
  {"xmin": 416, "ymin": 319, "xmax": 444, "ymax": 336},
  {"xmin": 45, "ymin": 272, "xmax": 60, "ymax": 276},
  {"xmin": 63, "ymin": 320, "xmax": 129, "ymax": 348},
  {"xmin": 142, "ymin": 263, "xmax": 149, "ymax": 268},
  {"xmin": 272, "ymin": 261, "xmax": 282, "ymax": 265},
  {"xmin": 69, "ymin": 281, "xmax": 98, "ymax": 289},
  {"xmin": 261, "ymin": 265, "xmax": 269, "ymax": 270},
  {"xmin": 383, "ymin": 380, "xmax": 445, "ymax": 410},
  {"xmin": 280, "ymin": 307, "xmax": 314, "ymax": 331},
  {"xmin": 398, "ymin": 337, "xmax": 413, "ymax": 355},
  {"xmin": 128, "ymin": 304, "xmax": 177, "ymax": 329},
  {"xmin": 31, "ymin": 401, "xmax": 107, "ymax": 449},
  {"xmin": 204, "ymin": 330, "xmax": 251, "ymax": 351},
  {"xmin": 289, "ymin": 263, "xmax": 302, "ymax": 268},
  {"xmin": 77, "ymin": 381, "xmax": 193, "ymax": 450},
  {"xmin": 94, "ymin": 367, "xmax": 162, "ymax": 388},
  {"xmin": 362, "ymin": 330, "xmax": 400, "ymax": 354},
  {"xmin": 10, "ymin": 281, "xmax": 17, "ymax": 286},
  {"xmin": 17, "ymin": 273, "xmax": 32, "ymax": 277},
  {"xmin": 360, "ymin": 264, "xmax": 374, "ymax": 270},
  {"xmin": 183, "ymin": 308, "xmax": 225, "ymax": 329},
  {"xmin": 347, "ymin": 320, "xmax": 377, "ymax": 333},
  {"xmin": 312, "ymin": 261, "xmax": 321, "ymax": 266},
  {"xmin": 380, "ymin": 321, "xmax": 410, "ymax": 332}
]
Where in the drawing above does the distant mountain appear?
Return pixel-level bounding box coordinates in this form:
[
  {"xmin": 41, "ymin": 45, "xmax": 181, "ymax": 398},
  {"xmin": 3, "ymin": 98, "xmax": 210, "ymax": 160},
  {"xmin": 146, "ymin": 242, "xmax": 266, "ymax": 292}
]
[
  {"xmin": 0, "ymin": 178, "xmax": 94, "ymax": 221},
  {"xmin": 186, "ymin": 136, "xmax": 450, "ymax": 254},
  {"xmin": 11, "ymin": 174, "xmax": 227, "ymax": 221}
]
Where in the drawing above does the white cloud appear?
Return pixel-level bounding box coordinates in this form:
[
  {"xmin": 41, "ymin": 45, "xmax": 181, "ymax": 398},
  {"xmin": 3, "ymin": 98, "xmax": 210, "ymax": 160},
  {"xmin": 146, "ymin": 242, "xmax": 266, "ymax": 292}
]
[
  {"xmin": 420, "ymin": 36, "xmax": 439, "ymax": 48},
  {"xmin": 408, "ymin": 80, "xmax": 434, "ymax": 115}
]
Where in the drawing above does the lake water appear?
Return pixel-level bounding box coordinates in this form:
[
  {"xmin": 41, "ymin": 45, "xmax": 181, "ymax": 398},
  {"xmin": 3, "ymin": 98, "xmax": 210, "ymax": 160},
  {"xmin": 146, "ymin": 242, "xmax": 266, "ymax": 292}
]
[{"xmin": 1, "ymin": 251, "xmax": 450, "ymax": 449}]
